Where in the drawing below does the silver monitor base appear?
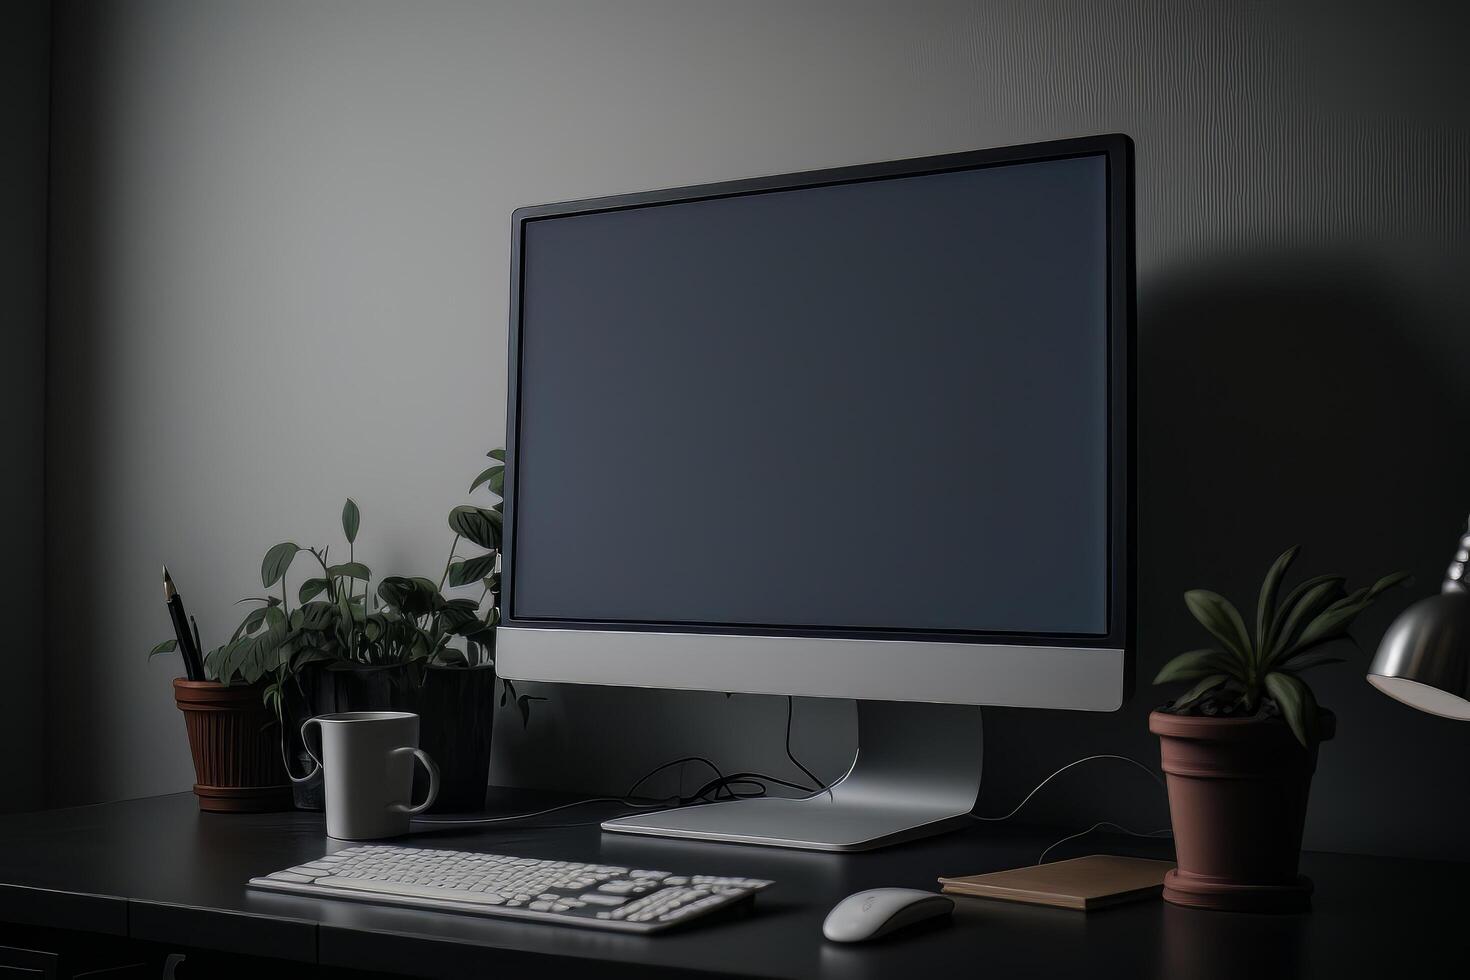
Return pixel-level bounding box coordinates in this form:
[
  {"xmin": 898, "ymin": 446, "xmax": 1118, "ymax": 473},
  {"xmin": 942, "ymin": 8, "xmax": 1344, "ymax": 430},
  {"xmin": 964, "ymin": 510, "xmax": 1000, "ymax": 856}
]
[{"xmin": 601, "ymin": 700, "xmax": 983, "ymax": 852}]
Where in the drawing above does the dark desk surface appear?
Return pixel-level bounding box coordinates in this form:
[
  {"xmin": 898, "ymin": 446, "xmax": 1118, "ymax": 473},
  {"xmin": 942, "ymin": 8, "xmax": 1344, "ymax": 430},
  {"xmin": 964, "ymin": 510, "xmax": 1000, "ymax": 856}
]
[{"xmin": 0, "ymin": 792, "xmax": 1460, "ymax": 978}]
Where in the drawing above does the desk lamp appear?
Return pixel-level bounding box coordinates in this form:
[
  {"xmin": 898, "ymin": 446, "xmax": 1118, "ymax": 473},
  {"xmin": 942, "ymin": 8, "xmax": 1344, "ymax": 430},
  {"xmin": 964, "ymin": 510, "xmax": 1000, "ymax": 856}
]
[{"xmin": 1367, "ymin": 520, "xmax": 1470, "ymax": 719}]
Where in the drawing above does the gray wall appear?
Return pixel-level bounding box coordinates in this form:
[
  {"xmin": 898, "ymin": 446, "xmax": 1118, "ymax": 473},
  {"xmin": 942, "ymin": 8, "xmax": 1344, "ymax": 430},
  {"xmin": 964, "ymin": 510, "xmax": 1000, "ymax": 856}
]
[
  {"xmin": 1, "ymin": 0, "xmax": 49, "ymax": 814},
  {"xmin": 45, "ymin": 0, "xmax": 1470, "ymax": 860}
]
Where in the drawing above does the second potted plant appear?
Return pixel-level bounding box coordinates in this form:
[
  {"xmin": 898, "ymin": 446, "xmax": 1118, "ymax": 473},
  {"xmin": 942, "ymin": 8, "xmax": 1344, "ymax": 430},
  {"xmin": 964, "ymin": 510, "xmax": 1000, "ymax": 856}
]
[
  {"xmin": 186, "ymin": 449, "xmax": 538, "ymax": 813},
  {"xmin": 1151, "ymin": 546, "xmax": 1406, "ymax": 911}
]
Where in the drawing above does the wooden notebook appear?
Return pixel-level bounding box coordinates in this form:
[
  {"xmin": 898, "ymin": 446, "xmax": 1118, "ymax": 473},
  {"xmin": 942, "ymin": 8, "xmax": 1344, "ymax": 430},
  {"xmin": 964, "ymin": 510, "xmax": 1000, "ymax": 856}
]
[{"xmin": 939, "ymin": 855, "xmax": 1175, "ymax": 911}]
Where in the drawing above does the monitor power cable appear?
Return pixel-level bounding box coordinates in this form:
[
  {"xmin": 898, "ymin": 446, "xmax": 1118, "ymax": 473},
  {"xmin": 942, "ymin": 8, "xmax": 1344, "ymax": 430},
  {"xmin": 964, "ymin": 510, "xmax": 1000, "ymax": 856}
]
[
  {"xmin": 413, "ymin": 702, "xmax": 1173, "ymax": 864},
  {"xmin": 968, "ymin": 753, "xmax": 1173, "ymax": 863},
  {"xmin": 414, "ymin": 709, "xmax": 825, "ymax": 829}
]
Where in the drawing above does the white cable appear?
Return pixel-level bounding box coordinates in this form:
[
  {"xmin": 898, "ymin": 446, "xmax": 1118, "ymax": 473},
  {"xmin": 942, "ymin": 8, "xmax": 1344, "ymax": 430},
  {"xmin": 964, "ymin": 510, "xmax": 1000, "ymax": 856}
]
[
  {"xmin": 970, "ymin": 754, "xmax": 1165, "ymax": 823},
  {"xmin": 1036, "ymin": 821, "xmax": 1173, "ymax": 865}
]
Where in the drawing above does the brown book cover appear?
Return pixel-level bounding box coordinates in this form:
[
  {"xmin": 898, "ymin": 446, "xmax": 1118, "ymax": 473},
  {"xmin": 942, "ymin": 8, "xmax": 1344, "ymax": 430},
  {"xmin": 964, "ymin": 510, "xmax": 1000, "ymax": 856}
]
[{"xmin": 939, "ymin": 854, "xmax": 1175, "ymax": 911}]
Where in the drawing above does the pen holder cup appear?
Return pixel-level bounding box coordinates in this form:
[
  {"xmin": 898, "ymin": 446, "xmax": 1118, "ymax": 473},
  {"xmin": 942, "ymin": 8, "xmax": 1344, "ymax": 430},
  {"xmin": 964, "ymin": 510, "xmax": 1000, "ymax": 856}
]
[{"xmin": 173, "ymin": 679, "xmax": 293, "ymax": 813}]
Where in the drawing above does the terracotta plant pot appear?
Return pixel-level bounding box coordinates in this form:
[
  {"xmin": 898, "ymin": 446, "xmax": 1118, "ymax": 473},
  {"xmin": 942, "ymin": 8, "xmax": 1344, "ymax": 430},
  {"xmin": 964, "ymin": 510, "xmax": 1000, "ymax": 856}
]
[
  {"xmin": 1150, "ymin": 709, "xmax": 1335, "ymax": 913},
  {"xmin": 173, "ymin": 679, "xmax": 292, "ymax": 813}
]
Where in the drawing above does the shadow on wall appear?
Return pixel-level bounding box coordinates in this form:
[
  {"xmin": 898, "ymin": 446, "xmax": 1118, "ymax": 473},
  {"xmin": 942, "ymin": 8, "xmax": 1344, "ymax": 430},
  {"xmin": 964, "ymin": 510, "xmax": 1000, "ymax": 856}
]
[
  {"xmin": 980, "ymin": 249, "xmax": 1470, "ymax": 862},
  {"xmin": 44, "ymin": 0, "xmax": 126, "ymax": 807}
]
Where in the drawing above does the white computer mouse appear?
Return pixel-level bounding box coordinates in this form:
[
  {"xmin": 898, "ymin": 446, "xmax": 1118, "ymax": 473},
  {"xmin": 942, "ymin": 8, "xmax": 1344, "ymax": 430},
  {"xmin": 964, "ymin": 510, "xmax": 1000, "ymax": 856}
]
[{"xmin": 822, "ymin": 888, "xmax": 955, "ymax": 943}]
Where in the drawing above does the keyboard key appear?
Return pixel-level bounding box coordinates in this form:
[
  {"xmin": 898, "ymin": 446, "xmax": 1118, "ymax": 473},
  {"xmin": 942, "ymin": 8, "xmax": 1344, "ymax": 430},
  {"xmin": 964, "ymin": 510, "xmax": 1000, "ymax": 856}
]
[{"xmin": 579, "ymin": 893, "xmax": 628, "ymax": 906}]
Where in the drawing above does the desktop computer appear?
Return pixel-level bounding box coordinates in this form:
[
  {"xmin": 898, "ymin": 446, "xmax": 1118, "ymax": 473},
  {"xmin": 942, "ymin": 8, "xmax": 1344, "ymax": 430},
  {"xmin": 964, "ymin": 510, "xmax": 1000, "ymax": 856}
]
[
  {"xmin": 497, "ymin": 134, "xmax": 1136, "ymax": 851},
  {"xmin": 252, "ymin": 134, "xmax": 1136, "ymax": 932}
]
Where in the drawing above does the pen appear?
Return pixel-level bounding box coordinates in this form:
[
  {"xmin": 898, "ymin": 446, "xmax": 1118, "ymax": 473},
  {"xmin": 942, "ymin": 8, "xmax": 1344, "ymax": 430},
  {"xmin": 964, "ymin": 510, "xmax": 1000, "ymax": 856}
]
[{"xmin": 163, "ymin": 566, "xmax": 206, "ymax": 681}]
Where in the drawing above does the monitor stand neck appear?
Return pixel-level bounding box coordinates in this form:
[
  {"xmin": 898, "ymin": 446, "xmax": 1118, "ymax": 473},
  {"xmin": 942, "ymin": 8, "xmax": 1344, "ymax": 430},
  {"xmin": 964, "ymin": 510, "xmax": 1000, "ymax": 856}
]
[{"xmin": 601, "ymin": 700, "xmax": 983, "ymax": 851}]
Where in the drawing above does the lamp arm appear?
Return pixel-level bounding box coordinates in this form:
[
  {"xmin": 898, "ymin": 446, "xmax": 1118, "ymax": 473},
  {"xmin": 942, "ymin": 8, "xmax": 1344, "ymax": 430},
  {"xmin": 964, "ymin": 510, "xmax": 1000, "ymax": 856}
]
[{"xmin": 1442, "ymin": 520, "xmax": 1470, "ymax": 594}]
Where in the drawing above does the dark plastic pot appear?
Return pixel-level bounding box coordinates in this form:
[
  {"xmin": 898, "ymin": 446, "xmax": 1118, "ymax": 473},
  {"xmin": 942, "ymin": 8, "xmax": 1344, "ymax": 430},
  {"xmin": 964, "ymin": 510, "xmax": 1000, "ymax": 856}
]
[
  {"xmin": 282, "ymin": 664, "xmax": 402, "ymax": 810},
  {"xmin": 398, "ymin": 665, "xmax": 498, "ymax": 812},
  {"xmin": 282, "ymin": 663, "xmax": 496, "ymax": 813},
  {"xmin": 1150, "ymin": 708, "xmax": 1335, "ymax": 913}
]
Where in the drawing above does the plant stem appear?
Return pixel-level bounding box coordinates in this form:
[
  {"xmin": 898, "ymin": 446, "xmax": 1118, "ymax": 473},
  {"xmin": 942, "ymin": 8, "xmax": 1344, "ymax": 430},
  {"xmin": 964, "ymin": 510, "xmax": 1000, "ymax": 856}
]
[
  {"xmin": 310, "ymin": 547, "xmax": 335, "ymax": 602},
  {"xmin": 438, "ymin": 534, "xmax": 462, "ymax": 590}
]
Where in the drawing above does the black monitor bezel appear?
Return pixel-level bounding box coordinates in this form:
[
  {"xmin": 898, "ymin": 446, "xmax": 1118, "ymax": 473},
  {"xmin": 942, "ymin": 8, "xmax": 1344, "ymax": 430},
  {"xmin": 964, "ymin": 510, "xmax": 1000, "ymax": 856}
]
[{"xmin": 501, "ymin": 134, "xmax": 1135, "ymax": 656}]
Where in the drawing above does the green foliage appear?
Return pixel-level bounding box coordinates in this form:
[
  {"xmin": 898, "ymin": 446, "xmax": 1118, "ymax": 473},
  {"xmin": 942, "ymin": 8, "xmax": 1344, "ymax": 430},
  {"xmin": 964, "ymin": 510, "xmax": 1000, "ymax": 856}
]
[
  {"xmin": 150, "ymin": 449, "xmax": 529, "ymax": 725},
  {"xmin": 1154, "ymin": 546, "xmax": 1408, "ymax": 746},
  {"xmin": 150, "ymin": 449, "xmax": 523, "ymax": 719}
]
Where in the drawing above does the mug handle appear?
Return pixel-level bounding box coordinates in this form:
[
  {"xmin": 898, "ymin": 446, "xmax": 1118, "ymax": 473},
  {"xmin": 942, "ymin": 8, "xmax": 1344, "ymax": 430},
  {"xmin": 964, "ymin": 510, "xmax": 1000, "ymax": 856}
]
[
  {"xmin": 388, "ymin": 747, "xmax": 440, "ymax": 815},
  {"xmin": 293, "ymin": 717, "xmax": 324, "ymax": 785}
]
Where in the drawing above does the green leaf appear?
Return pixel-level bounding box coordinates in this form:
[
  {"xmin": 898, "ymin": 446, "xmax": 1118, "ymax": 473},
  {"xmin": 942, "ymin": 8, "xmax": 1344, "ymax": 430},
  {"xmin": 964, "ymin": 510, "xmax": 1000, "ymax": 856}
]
[
  {"xmin": 448, "ymin": 505, "xmax": 502, "ymax": 550},
  {"xmin": 299, "ymin": 577, "xmax": 328, "ymax": 603},
  {"xmin": 336, "ymin": 586, "xmax": 358, "ymax": 637},
  {"xmin": 1183, "ymin": 590, "xmax": 1254, "ymax": 663},
  {"xmin": 447, "ymin": 552, "xmax": 497, "ymax": 587},
  {"xmin": 377, "ymin": 577, "xmax": 410, "ymax": 611},
  {"xmin": 239, "ymin": 642, "xmax": 267, "ymax": 685},
  {"xmin": 328, "ymin": 562, "xmax": 371, "ymax": 581},
  {"xmin": 1153, "ymin": 648, "xmax": 1239, "ymax": 685},
  {"xmin": 1268, "ymin": 574, "xmax": 1343, "ymax": 650},
  {"xmin": 1367, "ymin": 570, "xmax": 1412, "ymax": 599},
  {"xmin": 439, "ymin": 599, "xmax": 482, "ymax": 634},
  {"xmin": 202, "ymin": 643, "xmax": 226, "ymax": 681},
  {"xmin": 469, "ymin": 464, "xmax": 505, "ymax": 496},
  {"xmin": 487, "ymin": 448, "xmax": 506, "ymax": 461},
  {"xmin": 1290, "ymin": 599, "xmax": 1372, "ymax": 653},
  {"xmin": 297, "ymin": 600, "xmax": 337, "ymax": 630},
  {"xmin": 1278, "ymin": 652, "xmax": 1346, "ymax": 673},
  {"xmin": 1268, "ymin": 578, "xmax": 1345, "ymax": 663},
  {"xmin": 261, "ymin": 542, "xmax": 300, "ymax": 588},
  {"xmin": 1255, "ymin": 545, "xmax": 1300, "ymax": 653},
  {"xmin": 148, "ymin": 639, "xmax": 177, "ymax": 659},
  {"xmin": 1324, "ymin": 587, "xmax": 1369, "ymax": 615},
  {"xmin": 232, "ymin": 606, "xmax": 269, "ymax": 641},
  {"xmin": 1265, "ymin": 671, "xmax": 1318, "ymax": 747},
  {"xmin": 377, "ymin": 576, "xmax": 440, "ymax": 617},
  {"xmin": 342, "ymin": 499, "xmax": 361, "ymax": 544},
  {"xmin": 220, "ymin": 638, "xmax": 255, "ymax": 686},
  {"xmin": 470, "ymin": 622, "xmax": 499, "ymax": 645},
  {"xmin": 1172, "ymin": 673, "xmax": 1230, "ymax": 711}
]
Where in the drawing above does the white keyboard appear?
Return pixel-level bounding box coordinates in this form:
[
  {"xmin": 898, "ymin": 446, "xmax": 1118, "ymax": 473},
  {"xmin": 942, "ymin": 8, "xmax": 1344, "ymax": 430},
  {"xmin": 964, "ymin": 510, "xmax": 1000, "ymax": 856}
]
[{"xmin": 249, "ymin": 844, "xmax": 773, "ymax": 934}]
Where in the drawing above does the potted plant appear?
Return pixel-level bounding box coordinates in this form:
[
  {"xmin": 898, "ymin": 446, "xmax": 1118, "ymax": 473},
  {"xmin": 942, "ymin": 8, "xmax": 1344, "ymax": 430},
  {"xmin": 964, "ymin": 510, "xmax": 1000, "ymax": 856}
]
[
  {"xmin": 1150, "ymin": 546, "xmax": 1407, "ymax": 911},
  {"xmin": 152, "ymin": 511, "xmax": 367, "ymax": 810},
  {"xmin": 323, "ymin": 449, "xmax": 544, "ymax": 810},
  {"xmin": 149, "ymin": 642, "xmax": 294, "ymax": 814},
  {"xmin": 162, "ymin": 450, "xmax": 540, "ymax": 813}
]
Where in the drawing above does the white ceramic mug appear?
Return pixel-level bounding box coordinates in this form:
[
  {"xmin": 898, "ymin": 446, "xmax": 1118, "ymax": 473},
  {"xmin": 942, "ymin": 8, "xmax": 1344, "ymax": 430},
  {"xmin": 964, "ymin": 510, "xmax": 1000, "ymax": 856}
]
[{"xmin": 300, "ymin": 711, "xmax": 440, "ymax": 840}]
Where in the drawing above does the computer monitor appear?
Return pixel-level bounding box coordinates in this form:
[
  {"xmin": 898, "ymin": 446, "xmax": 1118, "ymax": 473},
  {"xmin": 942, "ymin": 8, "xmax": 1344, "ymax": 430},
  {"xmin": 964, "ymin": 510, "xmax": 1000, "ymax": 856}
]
[{"xmin": 498, "ymin": 134, "xmax": 1135, "ymax": 851}]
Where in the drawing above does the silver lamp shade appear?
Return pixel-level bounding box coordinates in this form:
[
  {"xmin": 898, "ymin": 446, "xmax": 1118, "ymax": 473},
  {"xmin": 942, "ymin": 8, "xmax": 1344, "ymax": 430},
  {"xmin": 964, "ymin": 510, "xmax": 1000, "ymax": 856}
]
[{"xmin": 1367, "ymin": 524, "xmax": 1470, "ymax": 720}]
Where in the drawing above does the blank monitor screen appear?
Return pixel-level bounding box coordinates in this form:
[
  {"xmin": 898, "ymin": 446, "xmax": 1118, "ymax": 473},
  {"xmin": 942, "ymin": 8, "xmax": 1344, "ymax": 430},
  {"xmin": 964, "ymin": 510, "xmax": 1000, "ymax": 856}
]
[{"xmin": 511, "ymin": 153, "xmax": 1110, "ymax": 638}]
